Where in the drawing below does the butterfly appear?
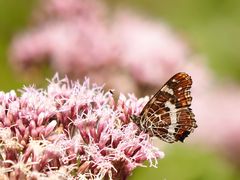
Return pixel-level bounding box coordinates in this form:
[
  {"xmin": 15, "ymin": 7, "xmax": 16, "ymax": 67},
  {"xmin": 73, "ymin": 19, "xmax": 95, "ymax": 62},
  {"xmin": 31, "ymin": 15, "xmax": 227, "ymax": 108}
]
[{"xmin": 131, "ymin": 72, "xmax": 197, "ymax": 143}]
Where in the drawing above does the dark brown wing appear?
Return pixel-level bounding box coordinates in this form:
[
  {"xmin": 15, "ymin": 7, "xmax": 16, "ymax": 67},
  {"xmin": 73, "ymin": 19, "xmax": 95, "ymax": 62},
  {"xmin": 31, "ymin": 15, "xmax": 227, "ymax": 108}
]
[{"xmin": 139, "ymin": 72, "xmax": 197, "ymax": 143}]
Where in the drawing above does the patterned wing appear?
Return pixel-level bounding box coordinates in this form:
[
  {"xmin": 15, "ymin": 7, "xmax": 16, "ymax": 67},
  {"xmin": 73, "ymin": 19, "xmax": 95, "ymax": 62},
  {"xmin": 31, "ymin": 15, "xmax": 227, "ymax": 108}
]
[{"xmin": 139, "ymin": 72, "xmax": 197, "ymax": 143}]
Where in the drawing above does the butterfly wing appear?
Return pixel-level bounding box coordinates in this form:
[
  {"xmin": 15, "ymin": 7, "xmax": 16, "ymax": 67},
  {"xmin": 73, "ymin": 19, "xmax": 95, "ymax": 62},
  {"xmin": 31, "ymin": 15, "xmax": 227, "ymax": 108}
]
[{"xmin": 139, "ymin": 72, "xmax": 197, "ymax": 143}]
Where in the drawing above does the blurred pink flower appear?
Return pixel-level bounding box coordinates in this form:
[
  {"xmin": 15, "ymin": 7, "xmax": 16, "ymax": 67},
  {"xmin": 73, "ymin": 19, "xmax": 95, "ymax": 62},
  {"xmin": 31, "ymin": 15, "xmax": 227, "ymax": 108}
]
[
  {"xmin": 10, "ymin": 21, "xmax": 115, "ymax": 77},
  {"xmin": 193, "ymin": 85, "xmax": 240, "ymax": 165},
  {"xmin": 10, "ymin": 0, "xmax": 115, "ymax": 77},
  {"xmin": 112, "ymin": 11, "xmax": 190, "ymax": 86},
  {"xmin": 9, "ymin": 0, "xmax": 193, "ymax": 93},
  {"xmin": 0, "ymin": 74, "xmax": 164, "ymax": 179}
]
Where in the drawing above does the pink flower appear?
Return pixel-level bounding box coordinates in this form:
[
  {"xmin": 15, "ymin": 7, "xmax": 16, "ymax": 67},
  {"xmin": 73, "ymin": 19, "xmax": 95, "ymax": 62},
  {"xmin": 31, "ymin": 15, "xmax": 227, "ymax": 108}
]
[
  {"xmin": 10, "ymin": 21, "xmax": 115, "ymax": 76},
  {"xmin": 193, "ymin": 85, "xmax": 240, "ymax": 165},
  {"xmin": 112, "ymin": 11, "xmax": 190, "ymax": 86},
  {"xmin": 9, "ymin": 0, "xmax": 192, "ymax": 94},
  {"xmin": 0, "ymin": 74, "xmax": 164, "ymax": 179},
  {"xmin": 9, "ymin": 0, "xmax": 115, "ymax": 76}
]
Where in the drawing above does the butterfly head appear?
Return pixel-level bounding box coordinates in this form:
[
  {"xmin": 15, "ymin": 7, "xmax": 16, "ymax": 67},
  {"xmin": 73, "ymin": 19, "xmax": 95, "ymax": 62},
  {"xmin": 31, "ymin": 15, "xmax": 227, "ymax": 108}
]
[{"xmin": 130, "ymin": 114, "xmax": 141, "ymax": 126}]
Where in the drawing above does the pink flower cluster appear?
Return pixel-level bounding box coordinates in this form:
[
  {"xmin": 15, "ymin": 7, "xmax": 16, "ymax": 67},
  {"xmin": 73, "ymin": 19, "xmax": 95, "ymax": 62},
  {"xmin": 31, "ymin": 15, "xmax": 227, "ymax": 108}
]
[
  {"xmin": 193, "ymin": 85, "xmax": 240, "ymax": 165},
  {"xmin": 0, "ymin": 74, "xmax": 164, "ymax": 179},
  {"xmin": 10, "ymin": 0, "xmax": 114, "ymax": 76},
  {"xmin": 9, "ymin": 0, "xmax": 189, "ymax": 93}
]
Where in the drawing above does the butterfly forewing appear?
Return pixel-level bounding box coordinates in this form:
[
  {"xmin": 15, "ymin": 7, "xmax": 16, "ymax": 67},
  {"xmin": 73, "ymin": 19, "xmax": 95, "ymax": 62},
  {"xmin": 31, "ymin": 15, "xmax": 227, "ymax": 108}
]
[{"xmin": 136, "ymin": 72, "xmax": 197, "ymax": 143}]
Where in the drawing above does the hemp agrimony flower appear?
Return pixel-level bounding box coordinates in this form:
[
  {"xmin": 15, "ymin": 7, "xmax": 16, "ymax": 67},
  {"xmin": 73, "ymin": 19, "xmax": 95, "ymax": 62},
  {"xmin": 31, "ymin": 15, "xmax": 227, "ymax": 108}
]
[{"xmin": 0, "ymin": 74, "xmax": 164, "ymax": 179}]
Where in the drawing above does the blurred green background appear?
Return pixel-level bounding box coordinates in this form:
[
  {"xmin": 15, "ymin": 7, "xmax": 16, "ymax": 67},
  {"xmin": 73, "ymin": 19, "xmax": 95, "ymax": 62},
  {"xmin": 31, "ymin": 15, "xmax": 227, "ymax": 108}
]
[
  {"xmin": 0, "ymin": 0, "xmax": 240, "ymax": 179},
  {"xmin": 131, "ymin": 145, "xmax": 238, "ymax": 180}
]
